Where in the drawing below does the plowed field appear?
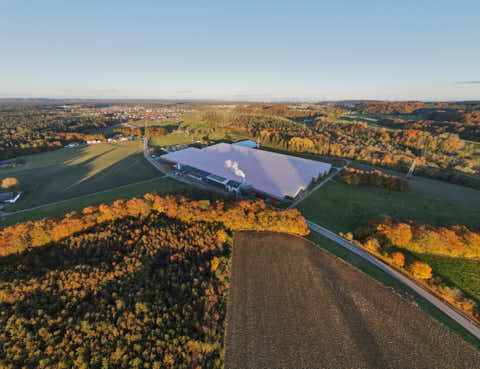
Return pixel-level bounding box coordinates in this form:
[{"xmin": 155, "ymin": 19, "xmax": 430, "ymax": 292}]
[{"xmin": 225, "ymin": 231, "xmax": 480, "ymax": 369}]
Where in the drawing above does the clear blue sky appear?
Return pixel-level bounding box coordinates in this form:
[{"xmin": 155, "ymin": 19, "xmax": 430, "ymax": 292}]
[{"xmin": 1, "ymin": 0, "xmax": 479, "ymax": 100}]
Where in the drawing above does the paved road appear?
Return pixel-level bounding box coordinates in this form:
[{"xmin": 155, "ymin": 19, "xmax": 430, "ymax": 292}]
[
  {"xmin": 143, "ymin": 136, "xmax": 170, "ymax": 174},
  {"xmin": 143, "ymin": 139, "xmax": 480, "ymax": 340},
  {"xmin": 288, "ymin": 160, "xmax": 350, "ymax": 209},
  {"xmin": 142, "ymin": 136, "xmax": 235, "ymax": 196},
  {"xmin": 306, "ymin": 220, "xmax": 480, "ymax": 340}
]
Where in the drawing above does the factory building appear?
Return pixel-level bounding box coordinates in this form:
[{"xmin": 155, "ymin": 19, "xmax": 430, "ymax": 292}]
[{"xmin": 160, "ymin": 143, "xmax": 331, "ymax": 200}]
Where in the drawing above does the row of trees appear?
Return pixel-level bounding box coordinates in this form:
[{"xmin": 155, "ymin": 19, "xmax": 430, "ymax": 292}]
[
  {"xmin": 0, "ymin": 194, "xmax": 309, "ymax": 257},
  {"xmin": 338, "ymin": 168, "xmax": 408, "ymax": 191},
  {"xmin": 339, "ymin": 218, "xmax": 480, "ymax": 321},
  {"xmin": 354, "ymin": 218, "xmax": 480, "ymax": 259}
]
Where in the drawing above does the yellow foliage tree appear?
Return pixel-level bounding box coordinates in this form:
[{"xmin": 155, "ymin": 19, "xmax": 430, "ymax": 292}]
[
  {"xmin": 408, "ymin": 261, "xmax": 432, "ymax": 280},
  {"xmin": 1, "ymin": 177, "xmax": 20, "ymax": 189}
]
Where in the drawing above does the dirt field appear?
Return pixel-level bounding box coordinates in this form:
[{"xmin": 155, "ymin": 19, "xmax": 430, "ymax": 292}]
[{"xmin": 225, "ymin": 231, "xmax": 480, "ymax": 369}]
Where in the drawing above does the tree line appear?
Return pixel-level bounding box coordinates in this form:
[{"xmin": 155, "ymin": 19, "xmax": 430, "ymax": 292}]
[
  {"xmin": 344, "ymin": 218, "xmax": 480, "ymax": 322},
  {"xmin": 0, "ymin": 194, "xmax": 309, "ymax": 258},
  {"xmin": 338, "ymin": 167, "xmax": 408, "ymax": 191},
  {"xmin": 215, "ymin": 110, "xmax": 480, "ymax": 189}
]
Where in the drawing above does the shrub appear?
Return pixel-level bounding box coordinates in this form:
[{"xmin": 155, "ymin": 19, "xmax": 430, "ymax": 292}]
[
  {"xmin": 1, "ymin": 177, "xmax": 19, "ymax": 190},
  {"xmin": 391, "ymin": 251, "xmax": 405, "ymax": 267},
  {"xmin": 408, "ymin": 261, "xmax": 432, "ymax": 280}
]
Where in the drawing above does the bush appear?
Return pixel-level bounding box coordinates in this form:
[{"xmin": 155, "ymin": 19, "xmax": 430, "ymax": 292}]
[
  {"xmin": 1, "ymin": 177, "xmax": 19, "ymax": 190},
  {"xmin": 391, "ymin": 251, "xmax": 405, "ymax": 267},
  {"xmin": 408, "ymin": 261, "xmax": 432, "ymax": 280}
]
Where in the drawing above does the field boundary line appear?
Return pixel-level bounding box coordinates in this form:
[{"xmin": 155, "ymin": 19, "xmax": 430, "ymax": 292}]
[
  {"xmin": 0, "ymin": 176, "xmax": 166, "ymax": 217},
  {"xmin": 288, "ymin": 160, "xmax": 349, "ymax": 209},
  {"xmin": 306, "ymin": 219, "xmax": 480, "ymax": 340}
]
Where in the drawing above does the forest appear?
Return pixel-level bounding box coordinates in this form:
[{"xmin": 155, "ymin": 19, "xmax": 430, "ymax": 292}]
[
  {"xmin": 0, "ymin": 196, "xmax": 307, "ymax": 368},
  {"xmin": 0, "ymin": 194, "xmax": 308, "ymax": 257},
  {"xmin": 193, "ymin": 105, "xmax": 480, "ymax": 189},
  {"xmin": 338, "ymin": 167, "xmax": 408, "ymax": 191},
  {"xmin": 0, "ymin": 104, "xmax": 121, "ymax": 160}
]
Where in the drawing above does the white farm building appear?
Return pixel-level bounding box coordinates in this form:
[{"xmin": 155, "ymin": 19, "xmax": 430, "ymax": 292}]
[{"xmin": 160, "ymin": 143, "xmax": 331, "ymax": 200}]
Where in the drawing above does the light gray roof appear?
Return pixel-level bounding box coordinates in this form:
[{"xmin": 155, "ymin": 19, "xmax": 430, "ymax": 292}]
[
  {"xmin": 161, "ymin": 143, "xmax": 331, "ymax": 199},
  {"xmin": 233, "ymin": 139, "xmax": 258, "ymax": 148}
]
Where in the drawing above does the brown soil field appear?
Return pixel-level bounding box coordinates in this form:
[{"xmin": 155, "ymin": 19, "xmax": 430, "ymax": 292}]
[{"xmin": 224, "ymin": 231, "xmax": 480, "ymax": 369}]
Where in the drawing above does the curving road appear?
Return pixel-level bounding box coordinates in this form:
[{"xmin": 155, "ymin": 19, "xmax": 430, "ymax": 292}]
[
  {"xmin": 143, "ymin": 136, "xmax": 480, "ymax": 341},
  {"xmin": 306, "ymin": 220, "xmax": 480, "ymax": 340}
]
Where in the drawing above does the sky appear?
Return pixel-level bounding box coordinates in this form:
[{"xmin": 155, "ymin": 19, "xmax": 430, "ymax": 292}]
[{"xmin": 1, "ymin": 0, "xmax": 479, "ymax": 101}]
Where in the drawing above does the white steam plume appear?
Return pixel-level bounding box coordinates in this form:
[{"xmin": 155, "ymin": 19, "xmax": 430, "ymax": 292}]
[{"xmin": 225, "ymin": 159, "xmax": 246, "ymax": 180}]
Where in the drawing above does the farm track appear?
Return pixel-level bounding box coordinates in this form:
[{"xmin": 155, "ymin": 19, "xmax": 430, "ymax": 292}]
[{"xmin": 225, "ymin": 231, "xmax": 480, "ymax": 369}]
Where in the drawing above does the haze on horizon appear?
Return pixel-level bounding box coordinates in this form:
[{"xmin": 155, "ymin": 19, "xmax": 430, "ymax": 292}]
[{"xmin": 1, "ymin": 0, "xmax": 479, "ymax": 101}]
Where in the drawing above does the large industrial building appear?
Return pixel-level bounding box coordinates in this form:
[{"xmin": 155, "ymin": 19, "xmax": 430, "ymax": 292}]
[{"xmin": 160, "ymin": 143, "xmax": 331, "ymax": 200}]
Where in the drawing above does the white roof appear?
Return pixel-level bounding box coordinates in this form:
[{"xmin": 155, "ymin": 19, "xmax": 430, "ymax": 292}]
[
  {"xmin": 233, "ymin": 139, "xmax": 258, "ymax": 148},
  {"xmin": 161, "ymin": 143, "xmax": 331, "ymax": 199}
]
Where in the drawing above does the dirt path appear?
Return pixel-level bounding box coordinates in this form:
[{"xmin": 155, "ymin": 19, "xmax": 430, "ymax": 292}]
[{"xmin": 225, "ymin": 231, "xmax": 480, "ymax": 369}]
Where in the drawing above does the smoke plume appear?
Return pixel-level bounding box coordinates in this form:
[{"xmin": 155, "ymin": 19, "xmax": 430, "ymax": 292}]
[{"xmin": 225, "ymin": 159, "xmax": 246, "ymax": 180}]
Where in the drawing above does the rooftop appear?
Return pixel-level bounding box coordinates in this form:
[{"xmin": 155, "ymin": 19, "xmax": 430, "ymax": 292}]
[{"xmin": 161, "ymin": 143, "xmax": 331, "ymax": 199}]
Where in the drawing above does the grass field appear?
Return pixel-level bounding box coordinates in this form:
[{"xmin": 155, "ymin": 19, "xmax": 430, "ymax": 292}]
[
  {"xmin": 297, "ymin": 179, "xmax": 480, "ymax": 233},
  {"xmin": 0, "ymin": 140, "xmax": 160, "ymax": 212},
  {"xmin": 0, "ymin": 177, "xmax": 189, "ymax": 228},
  {"xmin": 350, "ymin": 162, "xmax": 480, "ymax": 210},
  {"xmin": 298, "ymin": 179, "xmax": 480, "ymax": 329},
  {"xmin": 225, "ymin": 231, "xmax": 480, "ymax": 367},
  {"xmin": 149, "ymin": 132, "xmax": 203, "ymax": 147},
  {"xmin": 414, "ymin": 253, "xmax": 480, "ymax": 305}
]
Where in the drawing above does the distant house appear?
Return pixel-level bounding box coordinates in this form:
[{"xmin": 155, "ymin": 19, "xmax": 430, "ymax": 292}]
[
  {"xmin": 0, "ymin": 192, "xmax": 22, "ymax": 204},
  {"xmin": 0, "ymin": 160, "xmax": 15, "ymax": 169},
  {"xmin": 233, "ymin": 139, "xmax": 259, "ymax": 149}
]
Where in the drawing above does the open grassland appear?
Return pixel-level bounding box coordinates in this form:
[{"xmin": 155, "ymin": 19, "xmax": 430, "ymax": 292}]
[
  {"xmin": 0, "ymin": 177, "xmax": 188, "ymax": 228},
  {"xmin": 297, "ymin": 180, "xmax": 480, "ymax": 233},
  {"xmin": 149, "ymin": 132, "xmax": 203, "ymax": 147},
  {"xmin": 225, "ymin": 231, "xmax": 480, "ymax": 368},
  {"xmin": 1, "ymin": 140, "xmax": 159, "ymax": 211},
  {"xmin": 297, "ymin": 179, "xmax": 480, "ymax": 335},
  {"xmin": 414, "ymin": 253, "xmax": 480, "ymax": 305},
  {"xmin": 350, "ymin": 162, "xmax": 480, "ymax": 210}
]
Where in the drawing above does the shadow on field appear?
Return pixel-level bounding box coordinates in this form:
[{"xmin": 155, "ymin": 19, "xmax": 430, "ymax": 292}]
[
  {"xmin": 225, "ymin": 231, "xmax": 480, "ymax": 369},
  {"xmin": 2, "ymin": 145, "xmax": 159, "ymax": 210}
]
